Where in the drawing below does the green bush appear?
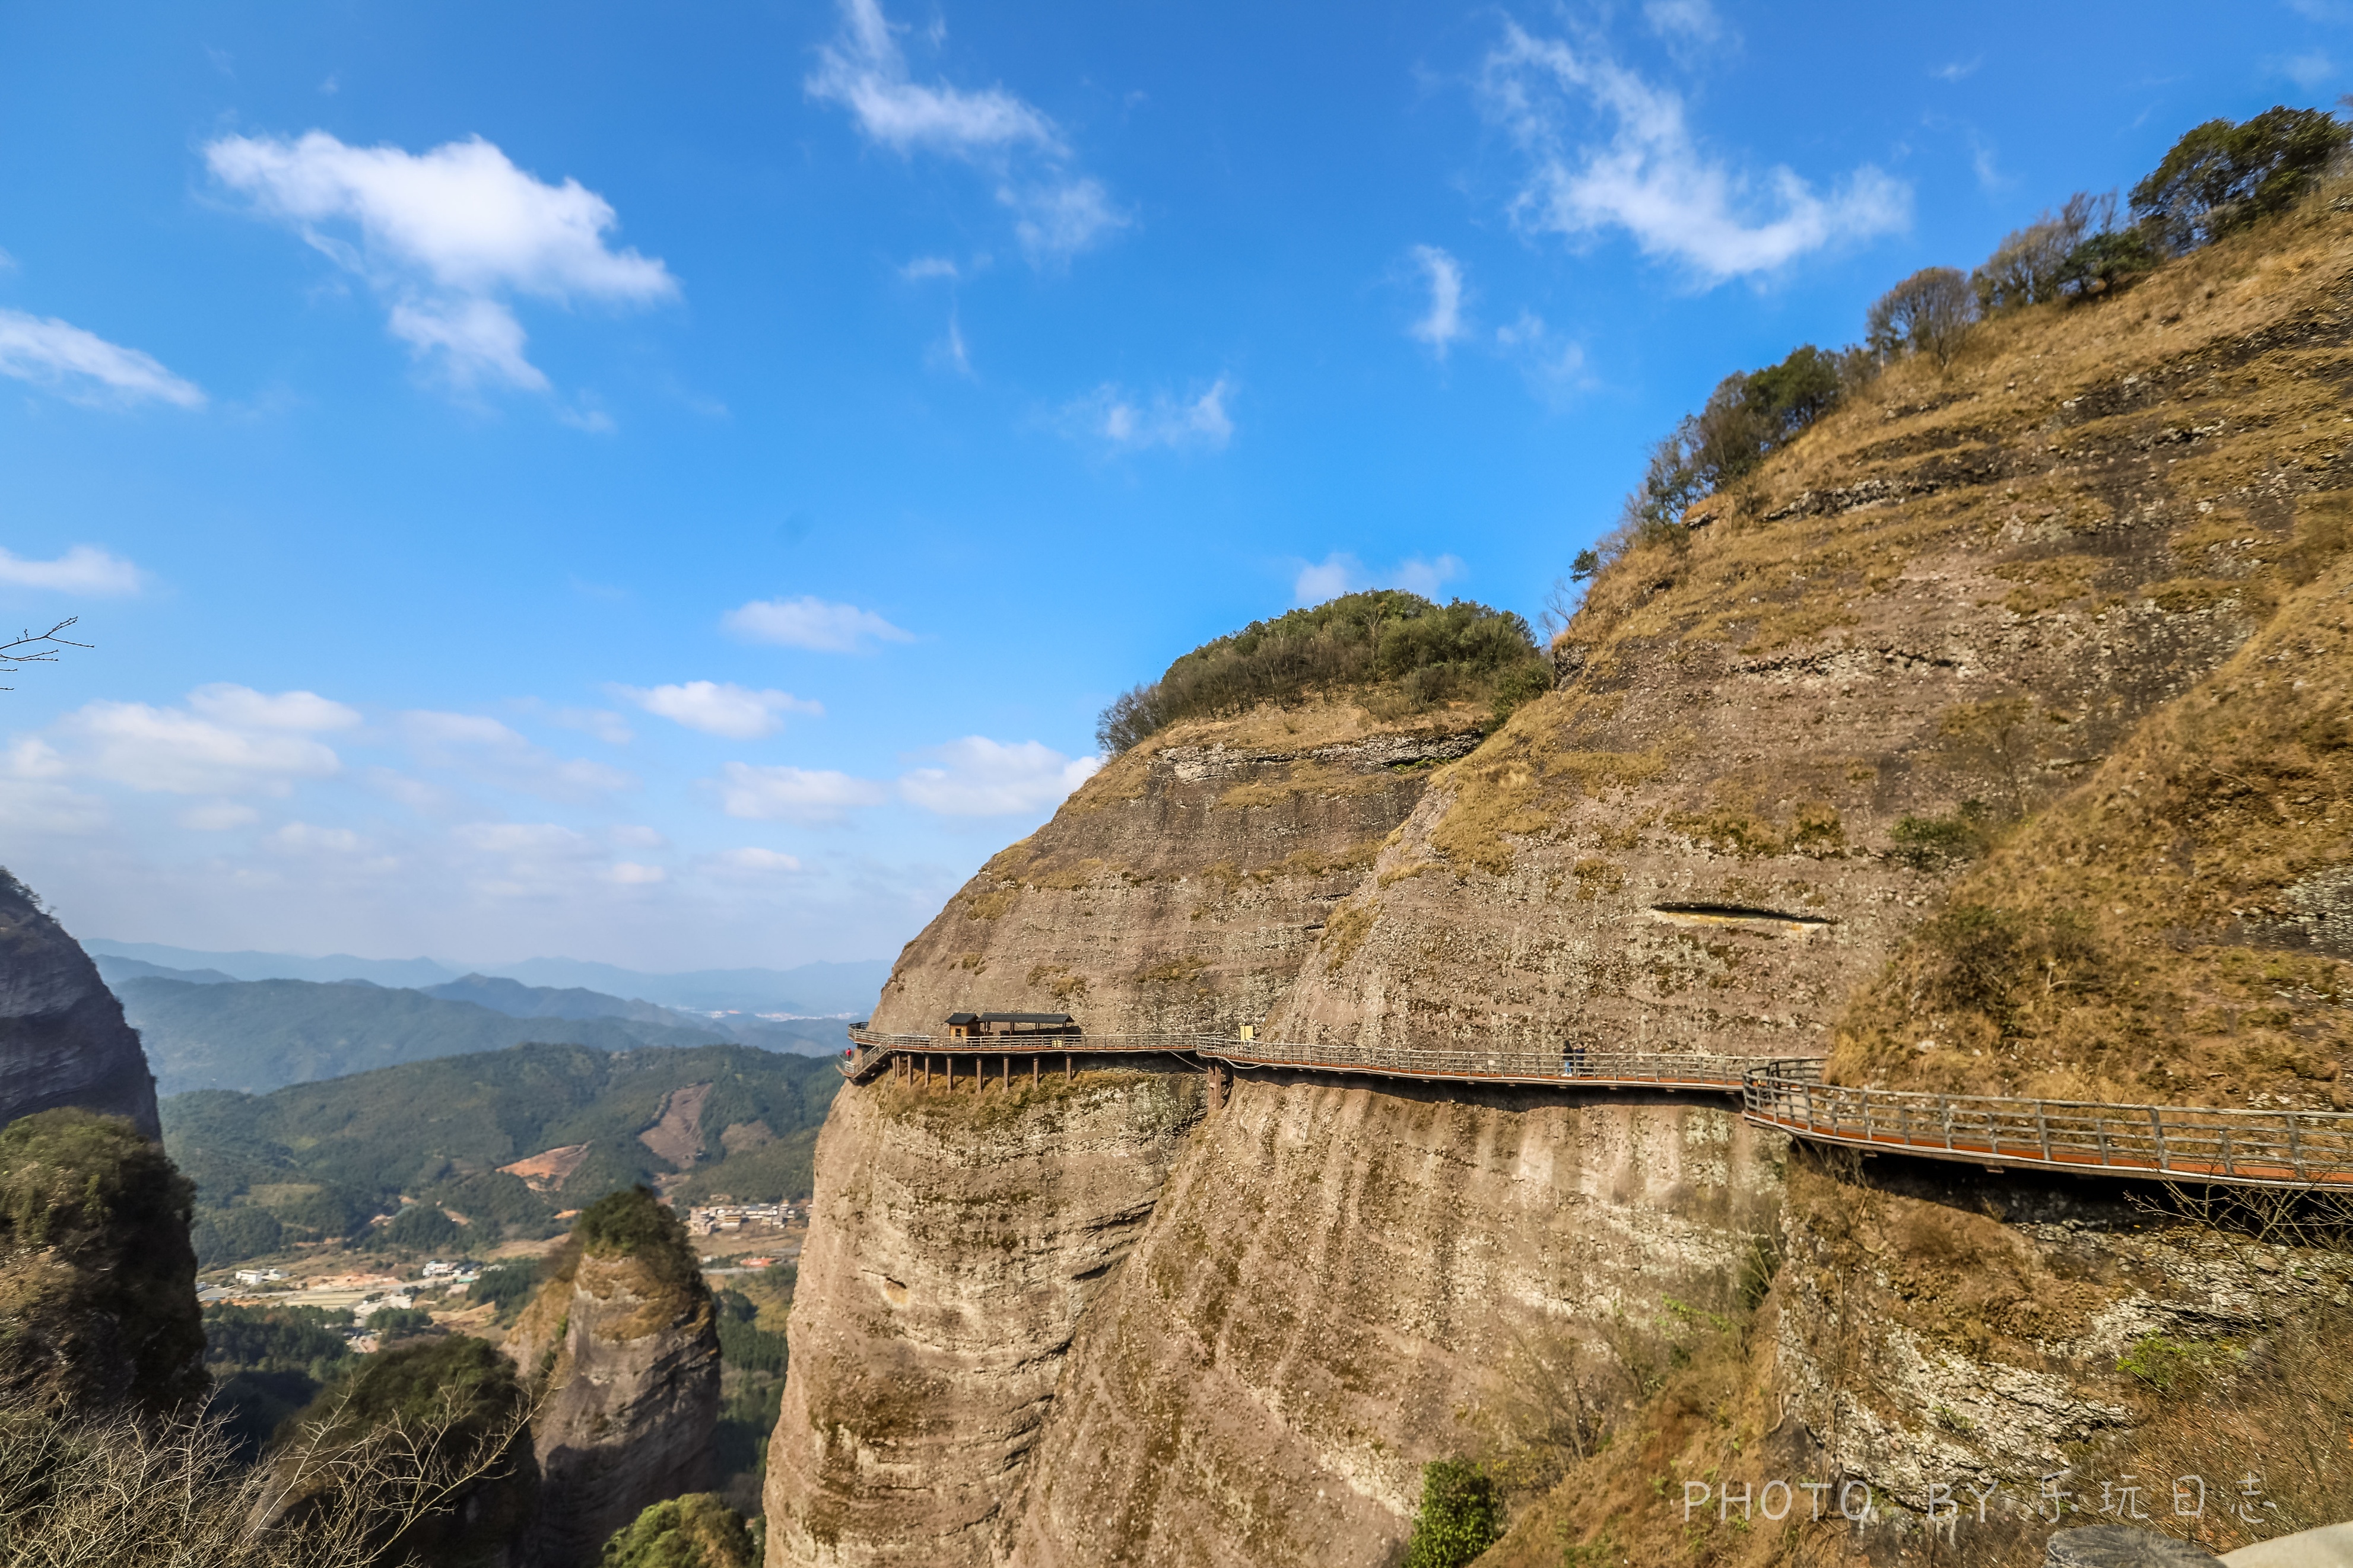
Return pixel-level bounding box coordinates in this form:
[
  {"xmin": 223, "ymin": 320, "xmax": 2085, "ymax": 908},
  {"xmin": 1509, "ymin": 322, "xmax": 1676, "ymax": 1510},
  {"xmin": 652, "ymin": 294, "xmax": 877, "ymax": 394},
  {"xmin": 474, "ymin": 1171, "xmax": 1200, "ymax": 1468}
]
[
  {"xmin": 598, "ymin": 1493, "xmax": 758, "ymax": 1568},
  {"xmin": 0, "ymin": 1108, "xmax": 207, "ymax": 1414},
  {"xmin": 2133, "ymin": 106, "xmax": 2352, "ymax": 252},
  {"xmin": 574, "ymin": 1184, "xmax": 701, "ymax": 1293},
  {"xmin": 271, "ymin": 1335, "xmax": 538, "ymax": 1566},
  {"xmin": 1403, "ymin": 1459, "xmax": 1501, "ymax": 1568},
  {"xmin": 1890, "ymin": 800, "xmax": 1994, "ymax": 870},
  {"xmin": 1097, "ymin": 591, "xmax": 1545, "ymax": 752}
]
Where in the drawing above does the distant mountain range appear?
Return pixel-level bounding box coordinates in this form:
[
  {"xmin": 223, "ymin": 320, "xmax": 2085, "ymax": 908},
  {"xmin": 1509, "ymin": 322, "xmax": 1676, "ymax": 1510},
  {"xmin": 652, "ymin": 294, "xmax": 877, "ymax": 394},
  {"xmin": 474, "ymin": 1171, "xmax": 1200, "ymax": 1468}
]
[
  {"xmin": 83, "ymin": 940, "xmax": 891, "ymax": 1017},
  {"xmin": 96, "ymin": 956, "xmax": 865, "ymax": 1095}
]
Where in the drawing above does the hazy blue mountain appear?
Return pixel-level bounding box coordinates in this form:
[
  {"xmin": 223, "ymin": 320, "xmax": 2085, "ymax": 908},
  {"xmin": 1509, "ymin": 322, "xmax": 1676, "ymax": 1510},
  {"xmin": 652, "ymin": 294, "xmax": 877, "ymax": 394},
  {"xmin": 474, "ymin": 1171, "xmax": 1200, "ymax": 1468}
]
[
  {"xmin": 117, "ymin": 976, "xmax": 738, "ymax": 1095},
  {"xmin": 92, "ymin": 955, "xmax": 238, "ymax": 986},
  {"xmin": 87, "ymin": 941, "xmax": 462, "ymax": 988},
  {"xmin": 421, "ymin": 973, "xmax": 704, "ymax": 1028},
  {"xmin": 83, "ymin": 941, "xmax": 890, "ymax": 1018}
]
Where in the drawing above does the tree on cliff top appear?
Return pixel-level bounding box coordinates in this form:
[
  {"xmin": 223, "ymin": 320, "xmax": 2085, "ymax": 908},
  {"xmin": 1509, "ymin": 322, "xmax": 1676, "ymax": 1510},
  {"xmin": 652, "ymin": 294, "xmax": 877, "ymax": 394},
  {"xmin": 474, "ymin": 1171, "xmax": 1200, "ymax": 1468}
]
[
  {"xmin": 598, "ymin": 1493, "xmax": 759, "ymax": 1568},
  {"xmin": 1097, "ymin": 590, "xmax": 1547, "ymax": 753},
  {"xmin": 2133, "ymin": 105, "xmax": 2352, "ymax": 252},
  {"xmin": 574, "ymin": 1182, "xmax": 704, "ymax": 1295},
  {"xmin": 0, "ymin": 1107, "xmax": 205, "ymax": 1416}
]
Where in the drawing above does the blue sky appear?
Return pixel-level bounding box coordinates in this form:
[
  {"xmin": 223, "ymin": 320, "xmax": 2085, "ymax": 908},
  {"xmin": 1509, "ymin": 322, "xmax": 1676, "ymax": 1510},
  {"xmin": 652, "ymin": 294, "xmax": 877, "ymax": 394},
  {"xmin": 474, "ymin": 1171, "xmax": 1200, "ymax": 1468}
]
[{"xmin": 0, "ymin": 0, "xmax": 2342, "ymax": 971}]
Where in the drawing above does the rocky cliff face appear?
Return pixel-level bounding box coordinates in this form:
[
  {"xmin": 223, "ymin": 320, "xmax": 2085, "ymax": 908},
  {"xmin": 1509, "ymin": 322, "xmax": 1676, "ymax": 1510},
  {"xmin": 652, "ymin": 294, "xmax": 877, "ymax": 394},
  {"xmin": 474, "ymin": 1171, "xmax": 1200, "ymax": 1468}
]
[
  {"xmin": 511, "ymin": 1194, "xmax": 722, "ymax": 1567},
  {"xmin": 0, "ymin": 870, "xmax": 160, "ymax": 1140},
  {"xmin": 995, "ymin": 1079, "xmax": 1783, "ymax": 1566},
  {"xmin": 869, "ymin": 704, "xmax": 1484, "ymax": 1036},
  {"xmin": 763, "ymin": 1065, "xmax": 1206, "ymax": 1566},
  {"xmin": 773, "ymin": 205, "xmax": 2353, "ymax": 1567}
]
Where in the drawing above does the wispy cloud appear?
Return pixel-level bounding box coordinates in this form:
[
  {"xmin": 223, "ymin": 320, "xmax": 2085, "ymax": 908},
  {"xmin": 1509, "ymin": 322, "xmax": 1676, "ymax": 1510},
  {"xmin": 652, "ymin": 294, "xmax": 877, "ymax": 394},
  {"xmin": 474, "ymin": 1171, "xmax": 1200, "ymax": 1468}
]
[
  {"xmin": 611, "ymin": 680, "xmax": 823, "ymax": 740},
  {"xmin": 1643, "ymin": 0, "xmax": 1723, "ymax": 44},
  {"xmin": 204, "ymin": 130, "xmax": 677, "ymax": 395},
  {"xmin": 0, "ymin": 310, "xmax": 204, "ymax": 409},
  {"xmin": 0, "ymin": 545, "xmax": 145, "ymax": 595},
  {"xmin": 1293, "ymin": 552, "xmax": 1465, "ymax": 605},
  {"xmin": 402, "ymin": 711, "xmax": 635, "ymax": 799},
  {"xmin": 807, "ymin": 0, "xmax": 1127, "ymax": 263},
  {"xmin": 1476, "ymin": 20, "xmax": 1909, "ymax": 281},
  {"xmin": 1932, "ymin": 56, "xmax": 1983, "ymax": 81},
  {"xmin": 1060, "ymin": 378, "xmax": 1234, "ymax": 451},
  {"xmin": 897, "ymin": 736, "xmax": 1098, "ymax": 816},
  {"xmin": 722, "ymin": 595, "xmax": 915, "ymax": 653},
  {"xmin": 715, "ymin": 761, "xmax": 888, "ymax": 823},
  {"xmin": 1406, "ymin": 246, "xmax": 1466, "ymax": 357},
  {"xmin": 2274, "ymin": 50, "xmax": 2339, "ymax": 91}
]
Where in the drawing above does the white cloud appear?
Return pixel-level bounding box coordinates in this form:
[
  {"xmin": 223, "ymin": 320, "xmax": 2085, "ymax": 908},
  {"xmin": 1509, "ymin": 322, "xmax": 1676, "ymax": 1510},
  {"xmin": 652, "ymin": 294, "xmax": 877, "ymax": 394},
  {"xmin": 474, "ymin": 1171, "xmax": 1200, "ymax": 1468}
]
[
  {"xmin": 1494, "ymin": 311, "xmax": 1591, "ymax": 402},
  {"xmin": 0, "ymin": 545, "xmax": 145, "ymax": 596},
  {"xmin": 1293, "ymin": 552, "xmax": 1465, "ymax": 605},
  {"xmin": 606, "ymin": 861, "xmax": 668, "ymax": 885},
  {"xmin": 204, "ymin": 129, "xmax": 677, "ymax": 393},
  {"xmin": 59, "ymin": 694, "xmax": 345, "ymax": 795},
  {"xmin": 808, "ymin": 0, "xmax": 1124, "ymax": 263},
  {"xmin": 271, "ymin": 822, "xmax": 365, "ymax": 854},
  {"xmin": 612, "ymin": 680, "xmax": 823, "ymax": 740},
  {"xmin": 1001, "ymin": 176, "xmax": 1127, "ymax": 263},
  {"xmin": 717, "ymin": 762, "xmax": 889, "ymax": 823},
  {"xmin": 403, "ymin": 711, "xmax": 635, "ymax": 798},
  {"xmin": 900, "ymin": 256, "xmax": 960, "ymax": 281},
  {"xmin": 1406, "ymin": 246, "xmax": 1466, "ymax": 357},
  {"xmin": 1643, "ymin": 0, "xmax": 1722, "ymax": 43},
  {"xmin": 2276, "ymin": 51, "xmax": 2339, "ymax": 90},
  {"xmin": 454, "ymin": 821, "xmax": 589, "ymax": 855},
  {"xmin": 713, "ymin": 846, "xmax": 804, "ymax": 874},
  {"xmin": 809, "ymin": 0, "xmax": 1060, "ymax": 155},
  {"xmin": 897, "ymin": 736, "xmax": 1099, "ymax": 816},
  {"xmin": 0, "ymin": 739, "xmax": 107, "ymax": 834},
  {"xmin": 179, "ymin": 801, "xmax": 259, "ymax": 831},
  {"xmin": 552, "ymin": 707, "xmax": 634, "ymax": 745},
  {"xmin": 1932, "ymin": 56, "xmax": 1983, "ymax": 81},
  {"xmin": 1477, "ymin": 21, "xmax": 1908, "ymax": 282},
  {"xmin": 188, "ymin": 683, "xmax": 360, "ymax": 731},
  {"xmin": 1063, "ymin": 378, "xmax": 1234, "ymax": 451},
  {"xmin": 721, "ymin": 596, "xmax": 914, "ymax": 653},
  {"xmin": 0, "ymin": 310, "xmax": 204, "ymax": 409}
]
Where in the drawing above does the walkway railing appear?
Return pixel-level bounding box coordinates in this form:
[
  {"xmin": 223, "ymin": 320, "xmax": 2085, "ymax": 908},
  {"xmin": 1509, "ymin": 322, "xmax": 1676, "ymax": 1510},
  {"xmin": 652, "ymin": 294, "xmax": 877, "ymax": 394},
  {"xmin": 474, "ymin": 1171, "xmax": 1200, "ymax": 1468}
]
[
  {"xmin": 840, "ymin": 1029, "xmax": 2353, "ymax": 1189},
  {"xmin": 1742, "ymin": 1062, "xmax": 2353, "ymax": 1190},
  {"xmin": 1208, "ymin": 1038, "xmax": 1774, "ymax": 1090}
]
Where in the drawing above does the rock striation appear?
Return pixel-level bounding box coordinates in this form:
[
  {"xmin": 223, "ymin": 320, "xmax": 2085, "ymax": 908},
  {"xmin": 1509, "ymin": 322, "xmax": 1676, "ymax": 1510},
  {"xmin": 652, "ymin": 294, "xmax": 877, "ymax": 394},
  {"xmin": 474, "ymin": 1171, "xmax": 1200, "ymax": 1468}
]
[
  {"xmin": 763, "ymin": 1064, "xmax": 1206, "ymax": 1566},
  {"xmin": 510, "ymin": 1190, "xmax": 722, "ymax": 1567},
  {"xmin": 0, "ymin": 870, "xmax": 160, "ymax": 1139}
]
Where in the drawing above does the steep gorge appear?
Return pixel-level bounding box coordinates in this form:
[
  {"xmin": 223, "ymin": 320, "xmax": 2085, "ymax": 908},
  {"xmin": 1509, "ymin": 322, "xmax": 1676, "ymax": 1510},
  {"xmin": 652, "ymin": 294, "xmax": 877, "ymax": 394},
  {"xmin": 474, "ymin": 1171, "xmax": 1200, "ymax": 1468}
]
[{"xmin": 770, "ymin": 198, "xmax": 2353, "ymax": 1566}]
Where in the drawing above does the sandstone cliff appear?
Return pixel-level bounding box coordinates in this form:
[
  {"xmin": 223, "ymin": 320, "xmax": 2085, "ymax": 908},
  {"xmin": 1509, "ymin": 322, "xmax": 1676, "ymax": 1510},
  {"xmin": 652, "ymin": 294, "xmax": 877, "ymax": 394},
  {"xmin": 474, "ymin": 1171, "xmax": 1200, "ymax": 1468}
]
[
  {"xmin": 511, "ymin": 1187, "xmax": 722, "ymax": 1567},
  {"xmin": 869, "ymin": 703, "xmax": 1485, "ymax": 1036},
  {"xmin": 764, "ymin": 1065, "xmax": 1207, "ymax": 1566},
  {"xmin": 0, "ymin": 870, "xmax": 160, "ymax": 1139},
  {"xmin": 773, "ymin": 193, "xmax": 2353, "ymax": 1566}
]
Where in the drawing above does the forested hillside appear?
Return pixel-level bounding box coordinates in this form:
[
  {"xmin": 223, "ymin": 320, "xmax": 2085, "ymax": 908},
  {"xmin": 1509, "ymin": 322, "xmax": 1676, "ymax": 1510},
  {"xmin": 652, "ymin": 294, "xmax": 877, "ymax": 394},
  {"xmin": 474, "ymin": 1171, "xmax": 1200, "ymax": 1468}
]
[
  {"xmin": 118, "ymin": 975, "xmax": 739, "ymax": 1093},
  {"xmin": 161, "ymin": 1041, "xmax": 841, "ymax": 1265}
]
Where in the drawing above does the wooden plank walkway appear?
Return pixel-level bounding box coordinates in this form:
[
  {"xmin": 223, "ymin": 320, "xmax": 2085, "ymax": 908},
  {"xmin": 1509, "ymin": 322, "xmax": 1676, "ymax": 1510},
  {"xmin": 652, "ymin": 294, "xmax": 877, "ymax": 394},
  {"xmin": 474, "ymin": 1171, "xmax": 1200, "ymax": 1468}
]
[{"xmin": 840, "ymin": 1030, "xmax": 2353, "ymax": 1191}]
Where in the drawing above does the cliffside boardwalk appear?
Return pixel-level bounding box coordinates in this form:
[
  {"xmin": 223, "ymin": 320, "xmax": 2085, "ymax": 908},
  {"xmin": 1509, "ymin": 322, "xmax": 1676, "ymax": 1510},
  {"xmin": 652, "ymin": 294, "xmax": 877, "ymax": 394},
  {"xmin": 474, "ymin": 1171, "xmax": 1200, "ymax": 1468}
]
[{"xmin": 842, "ymin": 1027, "xmax": 2353, "ymax": 1192}]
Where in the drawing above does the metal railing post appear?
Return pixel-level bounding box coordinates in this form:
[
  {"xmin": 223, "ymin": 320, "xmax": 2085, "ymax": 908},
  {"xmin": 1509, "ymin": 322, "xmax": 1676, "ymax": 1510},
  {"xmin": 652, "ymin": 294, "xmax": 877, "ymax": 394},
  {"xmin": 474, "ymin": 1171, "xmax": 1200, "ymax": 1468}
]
[{"xmin": 2149, "ymin": 1107, "xmax": 2167, "ymax": 1174}]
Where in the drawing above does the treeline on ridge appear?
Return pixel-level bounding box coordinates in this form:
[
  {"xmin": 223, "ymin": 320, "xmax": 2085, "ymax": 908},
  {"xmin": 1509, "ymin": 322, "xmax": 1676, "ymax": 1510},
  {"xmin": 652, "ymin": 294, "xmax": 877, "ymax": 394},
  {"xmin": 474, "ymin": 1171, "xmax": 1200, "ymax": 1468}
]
[
  {"xmin": 1097, "ymin": 589, "xmax": 1551, "ymax": 753},
  {"xmin": 1568, "ymin": 103, "xmax": 2352, "ymax": 597}
]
